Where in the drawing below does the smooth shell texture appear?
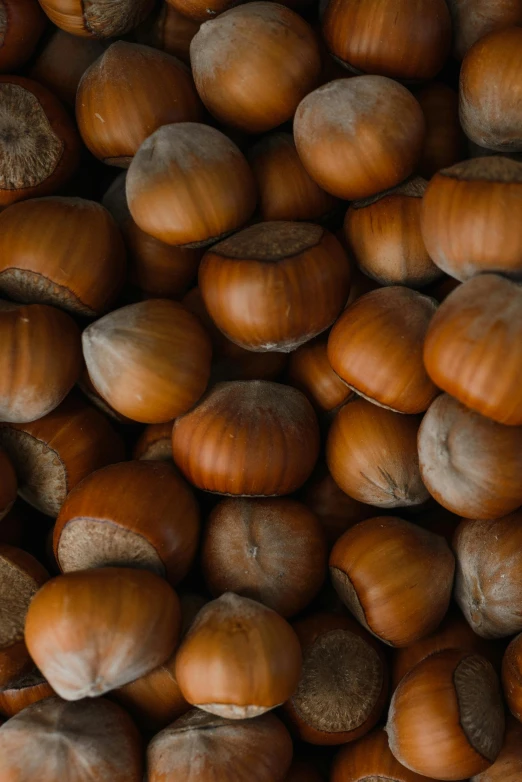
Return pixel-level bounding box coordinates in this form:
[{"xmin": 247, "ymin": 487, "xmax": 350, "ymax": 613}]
[
  {"xmin": 248, "ymin": 132, "xmax": 337, "ymax": 222},
  {"xmin": 423, "ymin": 274, "xmax": 522, "ymax": 425},
  {"xmin": 503, "ymin": 636, "xmax": 522, "ymax": 723},
  {"xmin": 83, "ymin": 299, "xmax": 212, "ymax": 424},
  {"xmin": 199, "ymin": 222, "xmax": 351, "ymax": 352},
  {"xmin": 322, "ymin": 0, "xmax": 451, "ymax": 80},
  {"xmin": 147, "ymin": 709, "xmax": 293, "ymax": 782},
  {"xmin": 447, "ymin": 0, "xmax": 522, "ymax": 59},
  {"xmin": 38, "ymin": 0, "xmax": 154, "ymax": 38},
  {"xmin": 165, "ymin": 0, "xmax": 242, "ymax": 22},
  {"xmin": 0, "ymin": 302, "xmax": 82, "ymax": 424},
  {"xmin": 0, "ymin": 77, "xmax": 80, "ymax": 206},
  {"xmin": 135, "ymin": 3, "xmax": 200, "ymax": 64},
  {"xmin": 0, "ymin": 0, "xmax": 46, "ymax": 72},
  {"xmin": 327, "ymin": 286, "xmax": 438, "ymax": 413},
  {"xmin": 416, "ymin": 82, "xmax": 467, "ymax": 179},
  {"xmin": 418, "ymin": 393, "xmax": 522, "ymax": 519},
  {"xmin": 0, "ymin": 394, "xmax": 125, "ymax": 517},
  {"xmin": 330, "ymin": 517, "xmax": 455, "ymax": 647},
  {"xmin": 126, "ymin": 122, "xmax": 256, "ymax": 246},
  {"xmin": 331, "ymin": 728, "xmax": 437, "ymax": 782},
  {"xmin": 76, "ymin": 41, "xmax": 203, "ymax": 165},
  {"xmin": 288, "ymin": 338, "xmax": 352, "ymax": 413},
  {"xmin": 133, "ymin": 422, "xmax": 174, "ymax": 461},
  {"xmin": 172, "ymin": 380, "xmax": 320, "ymax": 496},
  {"xmin": 283, "ymin": 613, "xmax": 388, "ymax": 745},
  {"xmin": 326, "ymin": 398, "xmax": 429, "ymax": 508},
  {"xmin": 387, "ymin": 650, "xmax": 505, "ymax": 780},
  {"xmin": 460, "ymin": 27, "xmax": 522, "ymax": 152},
  {"xmin": 54, "ymin": 460, "xmax": 200, "ymax": 584},
  {"xmin": 175, "ymin": 593, "xmax": 302, "ymax": 717},
  {"xmin": 0, "ymin": 697, "xmax": 143, "ymax": 782},
  {"xmin": 344, "ymin": 179, "xmax": 441, "ymax": 288},
  {"xmin": 201, "ymin": 497, "xmax": 327, "ymax": 617},
  {"xmin": 294, "ymin": 76, "xmax": 425, "ymax": 200},
  {"xmin": 420, "ymin": 157, "xmax": 522, "ymax": 280},
  {"xmin": 25, "ymin": 568, "xmax": 181, "ymax": 700},
  {"xmin": 190, "ymin": 2, "xmax": 321, "ymax": 133},
  {"xmin": 454, "ymin": 513, "xmax": 522, "ymax": 639},
  {"xmin": 0, "ymin": 197, "xmax": 126, "ymax": 315}
]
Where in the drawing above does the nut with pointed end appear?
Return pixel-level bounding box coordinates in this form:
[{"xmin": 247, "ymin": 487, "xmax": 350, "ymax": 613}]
[
  {"xmin": 454, "ymin": 513, "xmax": 522, "ymax": 639},
  {"xmin": 201, "ymin": 497, "xmax": 327, "ymax": 617},
  {"xmin": 148, "ymin": 709, "xmax": 293, "ymax": 782},
  {"xmin": 326, "ymin": 398, "xmax": 429, "ymax": 508},
  {"xmin": 330, "ymin": 517, "xmax": 455, "ymax": 647},
  {"xmin": 0, "ymin": 393, "xmax": 125, "ymax": 518},
  {"xmin": 283, "ymin": 613, "xmax": 388, "ymax": 745},
  {"xmin": 175, "ymin": 592, "xmax": 302, "ymax": 718},
  {"xmin": 25, "ymin": 567, "xmax": 181, "ymax": 700},
  {"xmin": 387, "ymin": 649, "xmax": 505, "ymax": 780},
  {"xmin": 418, "ymin": 394, "xmax": 522, "ymax": 519},
  {"xmin": 0, "ymin": 545, "xmax": 48, "ymax": 688},
  {"xmin": 54, "ymin": 460, "xmax": 200, "ymax": 585},
  {"xmin": 331, "ymin": 728, "xmax": 438, "ymax": 782},
  {"xmin": 327, "ymin": 286, "xmax": 438, "ymax": 414},
  {"xmin": 0, "ymin": 197, "xmax": 126, "ymax": 316},
  {"xmin": 82, "ymin": 299, "xmax": 212, "ymax": 424},
  {"xmin": 0, "ymin": 697, "xmax": 143, "ymax": 782},
  {"xmin": 0, "ymin": 670, "xmax": 54, "ymax": 718},
  {"xmin": 172, "ymin": 380, "xmax": 320, "ymax": 496},
  {"xmin": 0, "ymin": 77, "xmax": 80, "ymax": 206},
  {"xmin": 38, "ymin": 0, "xmax": 154, "ymax": 37},
  {"xmin": 199, "ymin": 222, "xmax": 351, "ymax": 353}
]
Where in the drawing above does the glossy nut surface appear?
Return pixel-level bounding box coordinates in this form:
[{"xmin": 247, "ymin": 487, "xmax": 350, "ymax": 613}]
[{"xmin": 38, "ymin": 0, "xmax": 154, "ymax": 38}]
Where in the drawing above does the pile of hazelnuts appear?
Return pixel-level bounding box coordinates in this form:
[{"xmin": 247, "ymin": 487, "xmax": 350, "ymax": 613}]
[{"xmin": 0, "ymin": 0, "xmax": 521, "ymax": 779}]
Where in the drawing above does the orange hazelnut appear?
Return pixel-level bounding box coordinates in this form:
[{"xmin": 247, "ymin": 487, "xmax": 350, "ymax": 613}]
[
  {"xmin": 460, "ymin": 27, "xmax": 522, "ymax": 152},
  {"xmin": 453, "ymin": 512, "xmax": 522, "ymax": 639},
  {"xmin": 182, "ymin": 286, "xmax": 288, "ymax": 381},
  {"xmin": 38, "ymin": 0, "xmax": 154, "ymax": 37},
  {"xmin": 331, "ymin": 728, "xmax": 437, "ymax": 782},
  {"xmin": 423, "ymin": 274, "xmax": 522, "ymax": 425},
  {"xmin": 190, "ymin": 3, "xmax": 321, "ymax": 133},
  {"xmin": 418, "ymin": 393, "xmax": 522, "ymax": 519},
  {"xmin": 330, "ymin": 516, "xmax": 455, "ymax": 647},
  {"xmin": 415, "ymin": 83, "xmax": 467, "ymax": 179},
  {"xmin": 136, "ymin": 2, "xmax": 200, "ymax": 65},
  {"xmin": 0, "ymin": 302, "xmax": 82, "ymax": 424},
  {"xmin": 344, "ymin": 179, "xmax": 441, "ymax": 288},
  {"xmin": 302, "ymin": 466, "xmax": 377, "ymax": 547},
  {"xmin": 288, "ymin": 337, "xmax": 352, "ymax": 414},
  {"xmin": 147, "ymin": 709, "xmax": 293, "ymax": 782},
  {"xmin": 392, "ymin": 606, "xmax": 504, "ymax": 690},
  {"xmin": 0, "ymin": 0, "xmax": 46, "ymax": 73},
  {"xmin": 387, "ymin": 649, "xmax": 505, "ymax": 780},
  {"xmin": 82, "ymin": 299, "xmax": 212, "ymax": 424},
  {"xmin": 0, "ymin": 545, "xmax": 48, "ymax": 688},
  {"xmin": 0, "ymin": 76, "xmax": 80, "ymax": 207},
  {"xmin": 328, "ymin": 287, "xmax": 438, "ymax": 413},
  {"xmin": 326, "ymin": 398, "xmax": 430, "ymax": 508},
  {"xmin": 447, "ymin": 0, "xmax": 522, "ymax": 59},
  {"xmin": 0, "ymin": 197, "xmax": 126, "ymax": 316},
  {"xmin": 470, "ymin": 716, "xmax": 522, "ymax": 781},
  {"xmin": 0, "ymin": 696, "xmax": 143, "ymax": 782},
  {"xmin": 172, "ymin": 380, "xmax": 320, "ymax": 496},
  {"xmin": 503, "ymin": 634, "xmax": 522, "ymax": 723},
  {"xmin": 0, "ymin": 393, "xmax": 124, "ymax": 518},
  {"xmin": 421, "ymin": 157, "xmax": 522, "ymax": 280},
  {"xmin": 0, "ymin": 670, "xmax": 54, "ymax": 718},
  {"xmin": 77, "ymin": 41, "xmax": 203, "ymax": 167},
  {"xmin": 29, "ymin": 30, "xmax": 105, "ymax": 107},
  {"xmin": 201, "ymin": 497, "xmax": 327, "ymax": 617},
  {"xmin": 77, "ymin": 365, "xmax": 133, "ymax": 425},
  {"xmin": 166, "ymin": 0, "xmax": 239, "ymax": 22},
  {"xmin": 322, "ymin": 0, "xmax": 451, "ymax": 81},
  {"xmin": 199, "ymin": 222, "xmax": 351, "ymax": 353},
  {"xmin": 54, "ymin": 460, "xmax": 200, "ymax": 585},
  {"xmin": 126, "ymin": 122, "xmax": 256, "ymax": 247},
  {"xmin": 25, "ymin": 567, "xmax": 181, "ymax": 700},
  {"xmin": 283, "ymin": 613, "xmax": 388, "ymax": 745},
  {"xmin": 133, "ymin": 422, "xmax": 174, "ymax": 461},
  {"xmin": 294, "ymin": 77, "xmax": 425, "ymax": 200},
  {"xmin": 248, "ymin": 132, "xmax": 338, "ymax": 222},
  {"xmin": 175, "ymin": 592, "xmax": 302, "ymax": 717}
]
